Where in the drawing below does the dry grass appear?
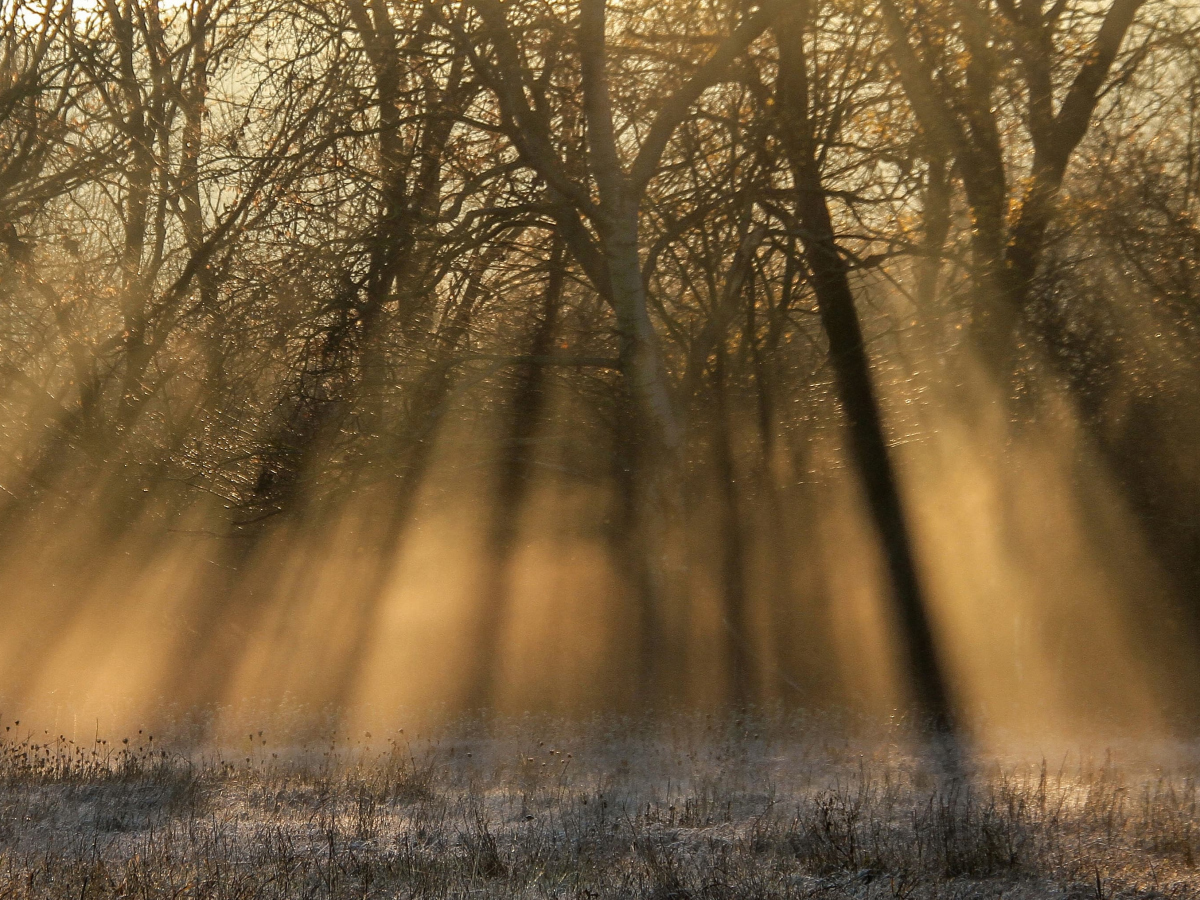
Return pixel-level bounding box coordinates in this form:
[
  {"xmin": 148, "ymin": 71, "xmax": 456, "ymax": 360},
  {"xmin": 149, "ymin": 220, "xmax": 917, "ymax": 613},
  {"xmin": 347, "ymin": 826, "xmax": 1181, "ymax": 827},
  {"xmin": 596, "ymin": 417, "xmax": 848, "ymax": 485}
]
[{"xmin": 1, "ymin": 713, "xmax": 1198, "ymax": 899}]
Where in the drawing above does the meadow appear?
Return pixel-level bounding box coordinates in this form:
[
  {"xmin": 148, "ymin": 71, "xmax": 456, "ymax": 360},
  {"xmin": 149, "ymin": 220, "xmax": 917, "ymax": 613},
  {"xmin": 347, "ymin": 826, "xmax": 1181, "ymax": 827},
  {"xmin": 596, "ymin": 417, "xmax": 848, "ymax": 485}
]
[{"xmin": 2, "ymin": 713, "xmax": 1198, "ymax": 899}]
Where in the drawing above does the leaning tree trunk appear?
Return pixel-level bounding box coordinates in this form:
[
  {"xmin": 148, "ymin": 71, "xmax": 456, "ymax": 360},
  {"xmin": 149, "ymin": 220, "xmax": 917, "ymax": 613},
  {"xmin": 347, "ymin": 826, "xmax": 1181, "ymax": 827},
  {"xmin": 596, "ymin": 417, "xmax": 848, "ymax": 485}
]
[{"xmin": 774, "ymin": 10, "xmax": 959, "ymax": 763}]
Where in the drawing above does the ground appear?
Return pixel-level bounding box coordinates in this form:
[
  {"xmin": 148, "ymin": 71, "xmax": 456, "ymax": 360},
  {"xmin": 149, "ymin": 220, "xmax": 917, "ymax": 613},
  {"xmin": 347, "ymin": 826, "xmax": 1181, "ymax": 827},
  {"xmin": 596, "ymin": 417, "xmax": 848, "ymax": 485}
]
[{"xmin": 1, "ymin": 713, "xmax": 1197, "ymax": 899}]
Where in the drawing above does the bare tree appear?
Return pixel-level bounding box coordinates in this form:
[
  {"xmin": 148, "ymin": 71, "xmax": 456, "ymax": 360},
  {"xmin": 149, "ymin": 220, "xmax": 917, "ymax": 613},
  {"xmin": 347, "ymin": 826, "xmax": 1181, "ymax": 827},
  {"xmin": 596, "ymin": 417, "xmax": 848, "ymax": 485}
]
[{"xmin": 880, "ymin": 0, "xmax": 1149, "ymax": 374}]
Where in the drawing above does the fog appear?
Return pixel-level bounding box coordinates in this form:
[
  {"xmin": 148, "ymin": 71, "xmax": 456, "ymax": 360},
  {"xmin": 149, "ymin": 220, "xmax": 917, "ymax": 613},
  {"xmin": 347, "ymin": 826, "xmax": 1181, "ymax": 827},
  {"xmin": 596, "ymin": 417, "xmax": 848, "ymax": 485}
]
[{"xmin": 0, "ymin": 0, "xmax": 1198, "ymax": 760}]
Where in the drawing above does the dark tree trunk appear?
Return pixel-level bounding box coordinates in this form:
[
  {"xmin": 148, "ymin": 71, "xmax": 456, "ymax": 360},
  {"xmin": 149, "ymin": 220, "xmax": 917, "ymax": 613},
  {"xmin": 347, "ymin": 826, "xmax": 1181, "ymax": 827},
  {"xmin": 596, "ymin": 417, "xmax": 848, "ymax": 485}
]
[
  {"xmin": 711, "ymin": 342, "xmax": 753, "ymax": 705},
  {"xmin": 774, "ymin": 11, "xmax": 959, "ymax": 753},
  {"xmin": 463, "ymin": 241, "xmax": 566, "ymax": 709},
  {"xmin": 609, "ymin": 387, "xmax": 671, "ymax": 705}
]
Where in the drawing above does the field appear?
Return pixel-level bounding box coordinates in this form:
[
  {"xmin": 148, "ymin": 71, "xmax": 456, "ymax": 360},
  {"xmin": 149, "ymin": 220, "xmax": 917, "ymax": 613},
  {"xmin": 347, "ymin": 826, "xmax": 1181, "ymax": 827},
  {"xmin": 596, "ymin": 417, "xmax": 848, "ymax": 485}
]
[{"xmin": 2, "ymin": 714, "xmax": 1198, "ymax": 899}]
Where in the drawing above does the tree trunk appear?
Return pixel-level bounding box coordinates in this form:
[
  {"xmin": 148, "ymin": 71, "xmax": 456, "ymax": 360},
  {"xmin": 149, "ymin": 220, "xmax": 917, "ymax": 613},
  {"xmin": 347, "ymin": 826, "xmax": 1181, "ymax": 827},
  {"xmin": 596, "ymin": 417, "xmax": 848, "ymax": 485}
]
[
  {"xmin": 463, "ymin": 240, "xmax": 566, "ymax": 709},
  {"xmin": 711, "ymin": 342, "xmax": 753, "ymax": 705},
  {"xmin": 596, "ymin": 205, "xmax": 682, "ymax": 706},
  {"xmin": 774, "ymin": 11, "xmax": 959, "ymax": 754}
]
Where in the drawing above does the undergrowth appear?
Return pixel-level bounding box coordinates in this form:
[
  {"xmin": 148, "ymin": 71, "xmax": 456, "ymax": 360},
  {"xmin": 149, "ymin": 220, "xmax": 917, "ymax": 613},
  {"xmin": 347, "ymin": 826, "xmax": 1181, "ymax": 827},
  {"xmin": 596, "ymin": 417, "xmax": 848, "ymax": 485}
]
[{"xmin": 0, "ymin": 716, "xmax": 1196, "ymax": 898}]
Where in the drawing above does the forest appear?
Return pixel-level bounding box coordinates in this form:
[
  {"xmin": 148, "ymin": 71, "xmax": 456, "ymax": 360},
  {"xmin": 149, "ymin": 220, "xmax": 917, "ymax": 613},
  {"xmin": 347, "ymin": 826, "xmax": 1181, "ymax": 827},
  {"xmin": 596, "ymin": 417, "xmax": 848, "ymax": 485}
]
[
  {"xmin": 7, "ymin": 1, "xmax": 1200, "ymax": 896},
  {"xmin": 1, "ymin": 0, "xmax": 1199, "ymax": 747}
]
